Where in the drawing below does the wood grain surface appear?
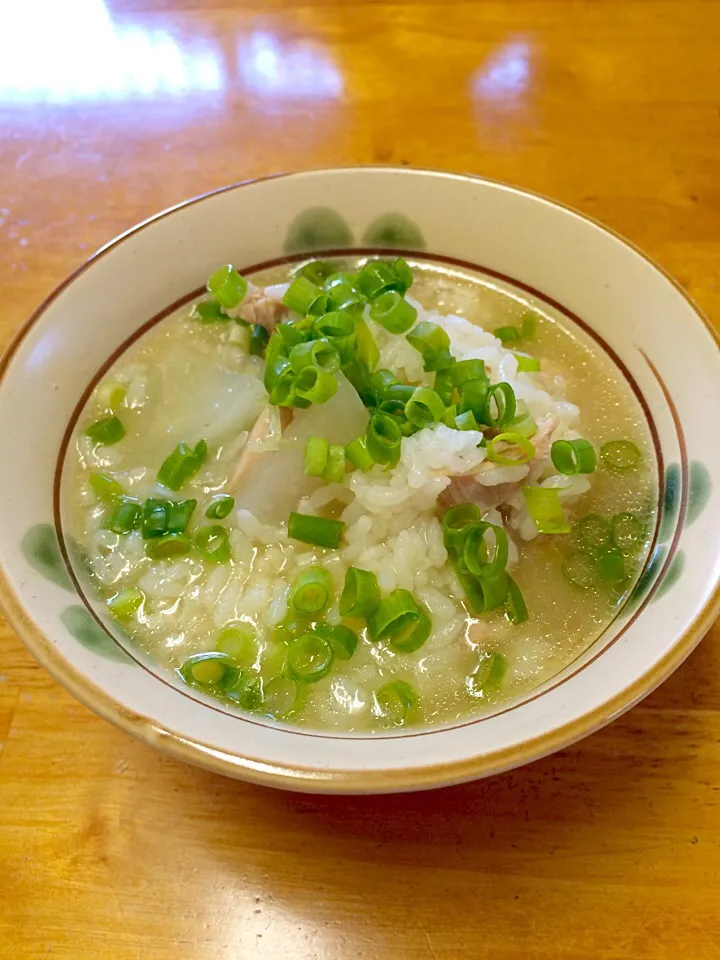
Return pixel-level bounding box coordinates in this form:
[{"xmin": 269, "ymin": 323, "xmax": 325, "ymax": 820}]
[{"xmin": 1, "ymin": 1, "xmax": 719, "ymax": 957}]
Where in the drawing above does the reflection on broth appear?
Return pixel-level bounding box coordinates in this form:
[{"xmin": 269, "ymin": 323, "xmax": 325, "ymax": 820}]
[{"xmin": 63, "ymin": 257, "xmax": 657, "ymax": 732}]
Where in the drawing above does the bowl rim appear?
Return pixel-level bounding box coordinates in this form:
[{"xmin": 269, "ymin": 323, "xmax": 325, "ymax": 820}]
[{"xmin": 1, "ymin": 165, "xmax": 719, "ymax": 793}]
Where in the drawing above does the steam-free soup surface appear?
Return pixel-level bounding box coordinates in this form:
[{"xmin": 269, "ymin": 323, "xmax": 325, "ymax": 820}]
[{"xmin": 64, "ymin": 257, "xmax": 657, "ymax": 732}]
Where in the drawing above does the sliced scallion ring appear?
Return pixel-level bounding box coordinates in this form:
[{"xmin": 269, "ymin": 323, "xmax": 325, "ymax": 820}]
[
  {"xmin": 375, "ymin": 680, "xmax": 417, "ymax": 725},
  {"xmin": 551, "ymin": 438, "xmax": 597, "ymax": 475},
  {"xmin": 466, "ymin": 651, "xmax": 507, "ymax": 698},
  {"xmin": 600, "ymin": 439, "xmax": 641, "ymax": 473},
  {"xmin": 290, "ymin": 566, "xmax": 333, "ymax": 616},
  {"xmin": 339, "ymin": 566, "xmax": 381, "ymax": 619},
  {"xmin": 486, "ymin": 431, "xmax": 535, "ymax": 466},
  {"xmin": 287, "ymin": 632, "xmax": 334, "ymax": 682}
]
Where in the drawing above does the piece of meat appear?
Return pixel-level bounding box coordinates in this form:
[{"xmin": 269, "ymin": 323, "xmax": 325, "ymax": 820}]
[
  {"xmin": 229, "ymin": 404, "xmax": 294, "ymax": 490},
  {"xmin": 437, "ymin": 416, "xmax": 559, "ymax": 514},
  {"xmin": 438, "ymin": 475, "xmax": 524, "ymax": 513},
  {"xmin": 237, "ymin": 287, "xmax": 288, "ymax": 333}
]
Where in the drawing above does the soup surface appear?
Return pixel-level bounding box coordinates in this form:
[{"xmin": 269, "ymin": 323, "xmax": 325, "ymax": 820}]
[{"xmin": 63, "ymin": 256, "xmax": 657, "ymax": 732}]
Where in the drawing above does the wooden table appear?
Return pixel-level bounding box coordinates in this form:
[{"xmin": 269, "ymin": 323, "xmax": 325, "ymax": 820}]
[{"xmin": 1, "ymin": 2, "xmax": 719, "ymax": 956}]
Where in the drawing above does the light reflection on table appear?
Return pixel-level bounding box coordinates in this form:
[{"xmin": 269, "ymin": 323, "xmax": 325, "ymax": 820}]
[{"xmin": 0, "ymin": 0, "xmax": 344, "ymax": 105}]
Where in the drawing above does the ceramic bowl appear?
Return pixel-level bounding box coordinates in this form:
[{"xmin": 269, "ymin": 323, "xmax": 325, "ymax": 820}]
[{"xmin": 1, "ymin": 168, "xmax": 718, "ymax": 794}]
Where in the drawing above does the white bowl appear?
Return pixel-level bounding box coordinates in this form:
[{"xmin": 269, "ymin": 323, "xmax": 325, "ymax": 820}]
[{"xmin": 1, "ymin": 168, "xmax": 718, "ymax": 793}]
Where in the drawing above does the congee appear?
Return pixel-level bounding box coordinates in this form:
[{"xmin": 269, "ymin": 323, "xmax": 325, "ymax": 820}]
[{"xmin": 63, "ymin": 256, "xmax": 657, "ymax": 731}]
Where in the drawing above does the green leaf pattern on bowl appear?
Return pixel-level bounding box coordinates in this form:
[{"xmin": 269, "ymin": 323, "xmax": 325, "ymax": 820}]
[
  {"xmin": 60, "ymin": 605, "xmax": 132, "ymax": 663},
  {"xmin": 362, "ymin": 213, "xmax": 425, "ymax": 249},
  {"xmin": 284, "ymin": 207, "xmax": 353, "ymax": 253}
]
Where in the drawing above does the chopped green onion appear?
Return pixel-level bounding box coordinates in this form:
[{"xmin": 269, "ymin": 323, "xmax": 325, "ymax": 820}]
[
  {"xmin": 283, "ymin": 276, "xmax": 327, "ymax": 316},
  {"xmin": 192, "ymin": 299, "xmax": 228, "ymax": 324},
  {"xmin": 597, "ymin": 547, "xmax": 627, "ymax": 584},
  {"xmin": 369, "ymin": 290, "xmax": 417, "ymax": 334},
  {"xmin": 551, "ymin": 438, "xmax": 597, "ymax": 475},
  {"xmin": 466, "ymin": 651, "xmax": 506, "ymax": 698},
  {"xmin": 506, "ymin": 408, "xmax": 537, "ymax": 438},
  {"xmin": 368, "ymin": 589, "xmax": 429, "ymax": 653},
  {"xmin": 324, "ymin": 444, "xmax": 346, "ymax": 483},
  {"xmin": 345, "ymin": 436, "xmax": 374, "ymax": 472},
  {"xmin": 299, "ymin": 260, "xmax": 336, "ymax": 286},
  {"xmin": 520, "ymin": 313, "xmax": 537, "ymax": 338},
  {"xmin": 562, "ymin": 552, "xmax": 598, "ymax": 589},
  {"xmin": 458, "ymin": 378, "xmax": 490, "ymax": 420},
  {"xmin": 506, "ymin": 575, "xmax": 528, "ymax": 624},
  {"xmin": 86, "ymin": 414, "xmax": 125, "ymax": 446},
  {"xmin": 393, "ymin": 258, "xmax": 413, "ymax": 291},
  {"xmin": 263, "ymin": 676, "xmax": 301, "ymax": 718},
  {"xmin": 207, "ymin": 265, "xmax": 247, "ymax": 310},
  {"xmin": 205, "ymin": 495, "xmax": 235, "ymax": 520},
  {"xmin": 216, "ymin": 623, "xmax": 257, "ymax": 666},
  {"xmin": 375, "ymin": 680, "xmax": 417, "ymax": 725},
  {"xmin": 371, "ymin": 368, "xmax": 397, "ymax": 397},
  {"xmin": 600, "ymin": 440, "xmax": 641, "ymax": 473},
  {"xmin": 140, "ymin": 499, "xmax": 167, "ymax": 539},
  {"xmin": 96, "ymin": 381, "xmax": 127, "ymax": 411},
  {"xmin": 406, "ymin": 321, "xmax": 453, "ymax": 371},
  {"xmin": 463, "ymin": 523, "xmax": 509, "ymax": 580},
  {"xmin": 312, "ymin": 309, "xmax": 356, "ymax": 340},
  {"xmin": 106, "ymin": 497, "xmax": 141, "ymax": 535},
  {"xmin": 486, "ymin": 431, "xmax": 535, "ymax": 466},
  {"xmin": 294, "ymin": 365, "xmax": 338, "ymax": 405},
  {"xmin": 342, "ymin": 358, "xmax": 375, "ymax": 406},
  {"xmin": 289, "ymin": 338, "xmax": 340, "ymax": 373},
  {"xmin": 158, "ymin": 440, "xmax": 207, "ymax": 491},
  {"xmin": 404, "ymin": 387, "xmax": 445, "ymax": 428},
  {"xmin": 355, "ymin": 260, "xmax": 404, "ymax": 300},
  {"xmin": 327, "ymin": 279, "xmax": 364, "ymax": 314},
  {"xmin": 513, "ymin": 351, "xmax": 541, "ymax": 373},
  {"xmin": 167, "ymin": 499, "xmax": 197, "ymax": 534},
  {"xmin": 442, "ymin": 405, "xmax": 479, "ymax": 431},
  {"xmin": 90, "ymin": 472, "xmax": 124, "ymax": 501},
  {"xmin": 323, "ymin": 271, "xmax": 357, "ymax": 292},
  {"xmin": 339, "ymin": 566, "xmax": 381, "ymax": 619},
  {"xmin": 451, "ymin": 359, "xmax": 487, "ymax": 386},
  {"xmin": 482, "ymin": 382, "xmax": 516, "ymax": 427},
  {"xmin": 264, "ymin": 351, "xmax": 291, "ymax": 391},
  {"xmin": 277, "ymin": 320, "xmax": 306, "ymax": 350},
  {"xmin": 249, "ymin": 323, "xmax": 269, "ymax": 357},
  {"xmin": 391, "ymin": 606, "xmax": 431, "ymax": 653},
  {"xmin": 290, "ymin": 566, "xmax": 333, "ymax": 615},
  {"xmin": 367, "ymin": 412, "xmax": 402, "ymax": 466},
  {"xmin": 577, "ymin": 513, "xmax": 611, "ymax": 555},
  {"xmin": 304, "ymin": 436, "xmax": 329, "ymax": 477},
  {"xmin": 611, "ymin": 512, "xmax": 644, "ymax": 552},
  {"xmin": 195, "ymin": 525, "xmax": 231, "ymax": 563},
  {"xmin": 457, "ymin": 566, "xmax": 509, "ymax": 613},
  {"xmin": 495, "ymin": 313, "xmax": 537, "ymax": 344},
  {"xmin": 494, "ymin": 325, "xmax": 521, "ymax": 344},
  {"xmin": 107, "ymin": 587, "xmax": 144, "ymax": 619},
  {"xmin": 226, "ymin": 676, "xmax": 264, "ymax": 711},
  {"xmin": 287, "ymin": 631, "xmax": 334, "ymax": 682},
  {"xmin": 141, "ymin": 498, "xmax": 197, "ymax": 539},
  {"xmin": 288, "ymin": 512, "xmax": 344, "ymax": 549},
  {"xmin": 315, "ymin": 622, "xmax": 359, "ymax": 660},
  {"xmin": 179, "ymin": 651, "xmax": 240, "ymax": 689},
  {"xmin": 455, "ymin": 410, "xmax": 479, "ymax": 431},
  {"xmin": 523, "ymin": 486, "xmax": 571, "ymax": 534},
  {"xmin": 354, "ymin": 315, "xmax": 380, "ymax": 370},
  {"xmin": 146, "ymin": 532, "xmax": 192, "ymax": 560},
  {"xmin": 433, "ymin": 367, "xmax": 455, "ymax": 406},
  {"xmin": 268, "ymin": 363, "xmax": 301, "ymax": 407},
  {"xmin": 385, "ymin": 381, "xmax": 416, "ymax": 405},
  {"xmin": 442, "ymin": 502, "xmax": 482, "ymax": 551}
]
